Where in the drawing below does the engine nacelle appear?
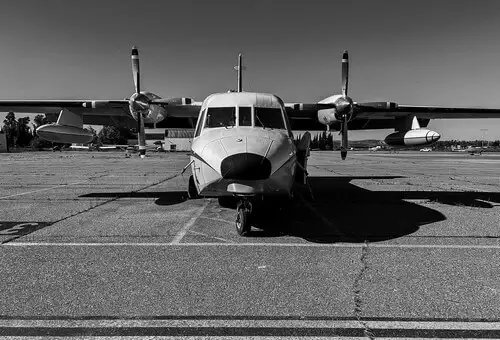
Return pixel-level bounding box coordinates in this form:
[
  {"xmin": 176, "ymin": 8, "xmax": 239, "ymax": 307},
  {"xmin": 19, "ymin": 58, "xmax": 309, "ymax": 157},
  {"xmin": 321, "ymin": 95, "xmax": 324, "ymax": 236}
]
[
  {"xmin": 129, "ymin": 92, "xmax": 167, "ymax": 124},
  {"xmin": 317, "ymin": 94, "xmax": 342, "ymax": 125},
  {"xmin": 318, "ymin": 108, "xmax": 339, "ymax": 125},
  {"xmin": 385, "ymin": 129, "xmax": 440, "ymax": 146},
  {"xmin": 37, "ymin": 124, "xmax": 93, "ymax": 144}
]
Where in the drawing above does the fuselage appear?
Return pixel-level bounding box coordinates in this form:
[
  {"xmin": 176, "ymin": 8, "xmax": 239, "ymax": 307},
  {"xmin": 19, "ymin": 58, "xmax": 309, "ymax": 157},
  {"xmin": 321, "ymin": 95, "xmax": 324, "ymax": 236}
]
[{"xmin": 190, "ymin": 92, "xmax": 297, "ymax": 197}]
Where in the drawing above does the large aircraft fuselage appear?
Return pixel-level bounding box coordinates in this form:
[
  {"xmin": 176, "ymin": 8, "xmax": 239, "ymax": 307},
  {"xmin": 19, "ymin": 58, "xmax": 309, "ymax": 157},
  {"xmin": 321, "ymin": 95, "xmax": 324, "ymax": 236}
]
[{"xmin": 190, "ymin": 92, "xmax": 297, "ymax": 197}]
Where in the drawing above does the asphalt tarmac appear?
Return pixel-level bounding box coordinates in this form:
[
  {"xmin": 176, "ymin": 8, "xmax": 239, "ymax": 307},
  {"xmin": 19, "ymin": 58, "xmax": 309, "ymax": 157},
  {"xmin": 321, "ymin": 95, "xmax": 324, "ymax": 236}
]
[{"xmin": 0, "ymin": 150, "xmax": 499, "ymax": 339}]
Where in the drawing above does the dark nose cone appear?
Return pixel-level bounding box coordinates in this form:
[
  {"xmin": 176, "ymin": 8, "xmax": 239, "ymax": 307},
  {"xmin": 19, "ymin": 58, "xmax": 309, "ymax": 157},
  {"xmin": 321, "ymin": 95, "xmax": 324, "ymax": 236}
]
[{"xmin": 221, "ymin": 153, "xmax": 272, "ymax": 180}]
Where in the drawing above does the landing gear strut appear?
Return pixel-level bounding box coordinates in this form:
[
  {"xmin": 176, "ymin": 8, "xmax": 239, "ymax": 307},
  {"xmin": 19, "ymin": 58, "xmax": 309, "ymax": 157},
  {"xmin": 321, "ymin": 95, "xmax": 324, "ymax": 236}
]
[
  {"xmin": 187, "ymin": 175, "xmax": 199, "ymax": 199},
  {"xmin": 235, "ymin": 198, "xmax": 252, "ymax": 236}
]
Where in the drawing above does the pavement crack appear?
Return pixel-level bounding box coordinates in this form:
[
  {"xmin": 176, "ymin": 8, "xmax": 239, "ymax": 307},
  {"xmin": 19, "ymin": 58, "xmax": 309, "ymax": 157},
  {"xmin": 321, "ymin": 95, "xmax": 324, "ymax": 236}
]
[{"xmin": 353, "ymin": 241, "xmax": 375, "ymax": 339}]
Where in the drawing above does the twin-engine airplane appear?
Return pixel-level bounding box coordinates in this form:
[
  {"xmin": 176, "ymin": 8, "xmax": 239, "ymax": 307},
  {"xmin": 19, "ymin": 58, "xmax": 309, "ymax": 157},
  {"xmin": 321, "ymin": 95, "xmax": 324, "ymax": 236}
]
[{"xmin": 2, "ymin": 47, "xmax": 500, "ymax": 235}]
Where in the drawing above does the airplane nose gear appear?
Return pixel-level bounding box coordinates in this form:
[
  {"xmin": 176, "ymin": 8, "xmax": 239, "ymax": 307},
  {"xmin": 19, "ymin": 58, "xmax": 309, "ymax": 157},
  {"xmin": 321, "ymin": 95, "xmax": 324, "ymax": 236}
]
[
  {"xmin": 187, "ymin": 175, "xmax": 200, "ymax": 199},
  {"xmin": 235, "ymin": 198, "xmax": 252, "ymax": 236}
]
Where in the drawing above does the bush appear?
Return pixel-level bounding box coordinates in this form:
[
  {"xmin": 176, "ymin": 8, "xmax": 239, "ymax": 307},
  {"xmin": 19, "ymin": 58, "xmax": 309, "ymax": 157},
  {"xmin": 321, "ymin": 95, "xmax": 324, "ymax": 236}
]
[{"xmin": 30, "ymin": 136, "xmax": 52, "ymax": 150}]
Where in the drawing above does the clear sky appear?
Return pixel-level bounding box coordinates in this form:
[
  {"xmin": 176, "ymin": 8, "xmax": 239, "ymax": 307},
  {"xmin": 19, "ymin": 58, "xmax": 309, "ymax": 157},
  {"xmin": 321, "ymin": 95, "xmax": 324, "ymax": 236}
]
[{"xmin": 1, "ymin": 0, "xmax": 500, "ymax": 140}]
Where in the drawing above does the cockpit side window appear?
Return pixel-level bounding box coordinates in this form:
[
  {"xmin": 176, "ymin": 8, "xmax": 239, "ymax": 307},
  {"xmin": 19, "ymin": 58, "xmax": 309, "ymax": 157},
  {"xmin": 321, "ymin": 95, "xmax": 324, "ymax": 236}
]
[
  {"xmin": 194, "ymin": 109, "xmax": 205, "ymax": 137},
  {"xmin": 205, "ymin": 107, "xmax": 236, "ymax": 128},
  {"xmin": 254, "ymin": 107, "xmax": 285, "ymax": 129},
  {"xmin": 238, "ymin": 107, "xmax": 252, "ymax": 126}
]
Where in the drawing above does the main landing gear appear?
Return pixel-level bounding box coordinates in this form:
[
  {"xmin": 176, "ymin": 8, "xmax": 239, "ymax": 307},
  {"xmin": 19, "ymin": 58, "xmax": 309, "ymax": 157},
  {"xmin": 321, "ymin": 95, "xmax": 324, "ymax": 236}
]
[{"xmin": 235, "ymin": 198, "xmax": 252, "ymax": 236}]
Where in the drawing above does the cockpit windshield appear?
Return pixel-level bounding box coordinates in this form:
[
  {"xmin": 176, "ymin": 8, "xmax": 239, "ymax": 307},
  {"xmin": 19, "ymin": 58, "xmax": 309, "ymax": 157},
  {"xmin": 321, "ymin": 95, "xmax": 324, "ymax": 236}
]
[
  {"xmin": 254, "ymin": 107, "xmax": 285, "ymax": 129},
  {"xmin": 205, "ymin": 107, "xmax": 236, "ymax": 128},
  {"xmin": 201, "ymin": 106, "xmax": 286, "ymax": 131}
]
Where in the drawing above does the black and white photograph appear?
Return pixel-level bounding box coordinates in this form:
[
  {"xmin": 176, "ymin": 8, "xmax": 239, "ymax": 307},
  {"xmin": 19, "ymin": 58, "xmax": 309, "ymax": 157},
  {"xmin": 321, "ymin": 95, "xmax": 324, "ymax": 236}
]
[{"xmin": 0, "ymin": 0, "xmax": 499, "ymax": 338}]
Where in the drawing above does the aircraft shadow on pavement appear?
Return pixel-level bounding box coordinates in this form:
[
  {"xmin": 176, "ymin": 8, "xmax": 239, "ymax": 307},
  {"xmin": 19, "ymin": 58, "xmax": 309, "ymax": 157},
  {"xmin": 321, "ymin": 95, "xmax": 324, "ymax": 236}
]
[
  {"xmin": 79, "ymin": 191, "xmax": 188, "ymax": 205},
  {"xmin": 79, "ymin": 176, "xmax": 500, "ymax": 244},
  {"xmin": 248, "ymin": 176, "xmax": 500, "ymax": 243}
]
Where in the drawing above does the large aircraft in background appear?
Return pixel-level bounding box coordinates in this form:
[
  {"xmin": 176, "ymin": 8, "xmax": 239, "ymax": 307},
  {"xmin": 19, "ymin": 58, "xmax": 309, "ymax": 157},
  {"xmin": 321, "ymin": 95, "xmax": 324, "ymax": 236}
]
[
  {"xmin": 1, "ymin": 47, "xmax": 500, "ymax": 235},
  {"xmin": 70, "ymin": 144, "xmax": 118, "ymax": 151}
]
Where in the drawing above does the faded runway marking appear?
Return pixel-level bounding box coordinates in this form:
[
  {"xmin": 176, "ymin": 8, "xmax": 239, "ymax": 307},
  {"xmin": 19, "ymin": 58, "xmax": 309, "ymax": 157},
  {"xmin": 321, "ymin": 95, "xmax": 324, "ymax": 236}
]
[
  {"xmin": 170, "ymin": 200, "xmax": 210, "ymax": 244},
  {"xmin": 4, "ymin": 242, "xmax": 500, "ymax": 249},
  {"xmin": 1, "ymin": 318, "xmax": 500, "ymax": 329},
  {"xmin": 0, "ymin": 181, "xmax": 86, "ymax": 200},
  {"xmin": 0, "ymin": 318, "xmax": 499, "ymax": 338}
]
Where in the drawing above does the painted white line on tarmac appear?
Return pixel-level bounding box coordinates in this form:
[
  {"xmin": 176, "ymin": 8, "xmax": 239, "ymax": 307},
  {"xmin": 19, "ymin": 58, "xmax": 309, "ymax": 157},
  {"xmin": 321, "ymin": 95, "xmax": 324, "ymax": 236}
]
[
  {"xmin": 4, "ymin": 242, "xmax": 500, "ymax": 249},
  {"xmin": 0, "ymin": 181, "xmax": 86, "ymax": 199},
  {"xmin": 170, "ymin": 200, "xmax": 210, "ymax": 244},
  {"xmin": 1, "ymin": 319, "xmax": 500, "ymax": 330},
  {"xmin": 0, "ymin": 337, "xmax": 367, "ymax": 340}
]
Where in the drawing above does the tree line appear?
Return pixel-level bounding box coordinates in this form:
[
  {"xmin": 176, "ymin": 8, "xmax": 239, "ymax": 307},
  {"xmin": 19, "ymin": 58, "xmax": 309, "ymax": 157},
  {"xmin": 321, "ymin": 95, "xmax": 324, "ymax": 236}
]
[{"xmin": 0, "ymin": 112, "xmax": 49, "ymax": 149}]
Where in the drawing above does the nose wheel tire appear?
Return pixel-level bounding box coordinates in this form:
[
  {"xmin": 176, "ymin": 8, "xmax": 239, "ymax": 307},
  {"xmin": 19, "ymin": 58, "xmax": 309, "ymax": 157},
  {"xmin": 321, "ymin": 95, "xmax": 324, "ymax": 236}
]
[{"xmin": 236, "ymin": 201, "xmax": 251, "ymax": 236}]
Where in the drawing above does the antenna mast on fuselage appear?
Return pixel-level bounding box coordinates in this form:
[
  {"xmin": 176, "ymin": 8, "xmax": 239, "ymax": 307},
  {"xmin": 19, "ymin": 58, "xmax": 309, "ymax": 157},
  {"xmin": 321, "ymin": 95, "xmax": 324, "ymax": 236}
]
[{"xmin": 234, "ymin": 53, "xmax": 245, "ymax": 92}]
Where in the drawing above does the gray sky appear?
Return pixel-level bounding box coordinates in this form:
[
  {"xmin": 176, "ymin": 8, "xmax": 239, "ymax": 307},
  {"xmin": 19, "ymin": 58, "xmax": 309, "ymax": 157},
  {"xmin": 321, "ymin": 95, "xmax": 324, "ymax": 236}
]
[{"xmin": 1, "ymin": 0, "xmax": 500, "ymax": 140}]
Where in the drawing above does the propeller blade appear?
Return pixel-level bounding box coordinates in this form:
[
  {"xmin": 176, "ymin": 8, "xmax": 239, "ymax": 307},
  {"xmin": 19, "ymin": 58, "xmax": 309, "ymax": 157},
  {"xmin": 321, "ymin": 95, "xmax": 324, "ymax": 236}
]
[
  {"xmin": 341, "ymin": 118, "xmax": 348, "ymax": 160},
  {"xmin": 131, "ymin": 46, "xmax": 146, "ymax": 158},
  {"xmin": 137, "ymin": 113, "xmax": 146, "ymax": 159},
  {"xmin": 341, "ymin": 50, "xmax": 349, "ymax": 97},
  {"xmin": 131, "ymin": 46, "xmax": 140, "ymax": 94}
]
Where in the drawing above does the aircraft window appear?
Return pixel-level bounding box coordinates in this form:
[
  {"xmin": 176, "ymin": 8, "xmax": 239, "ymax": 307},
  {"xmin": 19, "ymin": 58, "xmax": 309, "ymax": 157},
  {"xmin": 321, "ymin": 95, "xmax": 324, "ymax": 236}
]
[
  {"xmin": 239, "ymin": 107, "xmax": 252, "ymax": 126},
  {"xmin": 205, "ymin": 107, "xmax": 236, "ymax": 128},
  {"xmin": 194, "ymin": 109, "xmax": 205, "ymax": 137},
  {"xmin": 254, "ymin": 107, "xmax": 285, "ymax": 129}
]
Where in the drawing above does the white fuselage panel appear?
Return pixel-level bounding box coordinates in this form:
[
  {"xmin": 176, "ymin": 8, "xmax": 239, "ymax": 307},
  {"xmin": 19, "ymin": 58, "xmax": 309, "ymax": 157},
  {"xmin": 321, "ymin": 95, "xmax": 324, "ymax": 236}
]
[{"xmin": 190, "ymin": 92, "xmax": 296, "ymax": 197}]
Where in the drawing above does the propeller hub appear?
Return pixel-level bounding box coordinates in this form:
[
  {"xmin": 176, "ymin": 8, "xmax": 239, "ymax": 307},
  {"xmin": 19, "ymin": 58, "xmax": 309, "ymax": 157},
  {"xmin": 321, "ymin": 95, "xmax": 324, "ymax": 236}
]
[
  {"xmin": 129, "ymin": 92, "xmax": 150, "ymax": 117},
  {"xmin": 334, "ymin": 96, "xmax": 353, "ymax": 121}
]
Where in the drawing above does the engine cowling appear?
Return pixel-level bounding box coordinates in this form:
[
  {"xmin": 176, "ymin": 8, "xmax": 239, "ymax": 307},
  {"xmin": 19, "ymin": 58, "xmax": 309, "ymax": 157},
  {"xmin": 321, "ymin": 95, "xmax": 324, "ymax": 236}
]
[
  {"xmin": 37, "ymin": 124, "xmax": 93, "ymax": 144},
  {"xmin": 317, "ymin": 94, "xmax": 342, "ymax": 125},
  {"xmin": 129, "ymin": 91, "xmax": 167, "ymax": 124},
  {"xmin": 317, "ymin": 108, "xmax": 339, "ymax": 125},
  {"xmin": 385, "ymin": 129, "xmax": 440, "ymax": 146}
]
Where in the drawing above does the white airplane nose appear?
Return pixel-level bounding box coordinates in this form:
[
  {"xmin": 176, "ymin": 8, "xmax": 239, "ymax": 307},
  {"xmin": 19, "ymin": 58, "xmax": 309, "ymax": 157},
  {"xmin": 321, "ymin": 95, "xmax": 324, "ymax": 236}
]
[{"xmin": 429, "ymin": 131, "xmax": 440, "ymax": 142}]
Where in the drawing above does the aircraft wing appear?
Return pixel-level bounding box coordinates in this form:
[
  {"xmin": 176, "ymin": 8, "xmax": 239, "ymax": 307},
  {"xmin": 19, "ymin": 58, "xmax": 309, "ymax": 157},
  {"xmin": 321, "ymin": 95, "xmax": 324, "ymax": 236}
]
[
  {"xmin": 0, "ymin": 99, "xmax": 201, "ymax": 126},
  {"xmin": 0, "ymin": 100, "xmax": 128, "ymax": 114},
  {"xmin": 0, "ymin": 99, "xmax": 135, "ymax": 126},
  {"xmin": 150, "ymin": 99, "xmax": 202, "ymax": 118},
  {"xmin": 285, "ymin": 101, "xmax": 500, "ymax": 130},
  {"xmin": 354, "ymin": 103, "xmax": 500, "ymax": 119},
  {"xmin": 286, "ymin": 101, "xmax": 500, "ymax": 120}
]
